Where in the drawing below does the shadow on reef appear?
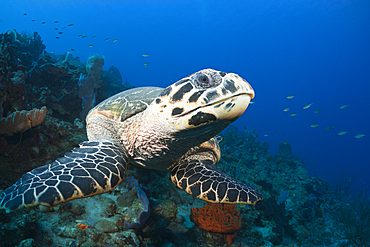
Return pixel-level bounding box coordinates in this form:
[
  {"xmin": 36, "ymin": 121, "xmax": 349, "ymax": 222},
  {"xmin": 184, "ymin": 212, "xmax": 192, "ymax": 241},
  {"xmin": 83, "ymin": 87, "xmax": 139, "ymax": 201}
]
[{"xmin": 0, "ymin": 30, "xmax": 368, "ymax": 247}]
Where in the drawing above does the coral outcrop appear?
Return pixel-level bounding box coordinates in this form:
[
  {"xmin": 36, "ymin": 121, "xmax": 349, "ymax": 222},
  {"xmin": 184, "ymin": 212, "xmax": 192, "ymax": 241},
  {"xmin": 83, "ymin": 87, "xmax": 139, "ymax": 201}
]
[{"xmin": 0, "ymin": 106, "xmax": 47, "ymax": 136}]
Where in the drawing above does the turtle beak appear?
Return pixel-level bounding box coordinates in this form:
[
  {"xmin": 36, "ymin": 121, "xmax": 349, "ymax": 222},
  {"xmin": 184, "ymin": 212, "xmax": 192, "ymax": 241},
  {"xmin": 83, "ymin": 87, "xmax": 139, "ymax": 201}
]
[
  {"xmin": 209, "ymin": 73, "xmax": 254, "ymax": 122},
  {"xmin": 213, "ymin": 93, "xmax": 252, "ymax": 121}
]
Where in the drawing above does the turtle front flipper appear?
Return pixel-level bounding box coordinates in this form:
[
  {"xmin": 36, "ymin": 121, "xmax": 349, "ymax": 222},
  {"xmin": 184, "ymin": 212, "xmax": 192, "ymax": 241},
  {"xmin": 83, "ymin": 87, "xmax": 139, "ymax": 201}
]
[
  {"xmin": 0, "ymin": 141, "xmax": 128, "ymax": 212},
  {"xmin": 170, "ymin": 146, "xmax": 262, "ymax": 205}
]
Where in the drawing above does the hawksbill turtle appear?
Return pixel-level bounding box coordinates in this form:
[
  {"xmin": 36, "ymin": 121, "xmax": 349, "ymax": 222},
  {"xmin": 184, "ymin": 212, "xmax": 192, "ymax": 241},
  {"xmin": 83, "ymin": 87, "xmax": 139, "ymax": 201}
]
[{"xmin": 0, "ymin": 69, "xmax": 262, "ymax": 213}]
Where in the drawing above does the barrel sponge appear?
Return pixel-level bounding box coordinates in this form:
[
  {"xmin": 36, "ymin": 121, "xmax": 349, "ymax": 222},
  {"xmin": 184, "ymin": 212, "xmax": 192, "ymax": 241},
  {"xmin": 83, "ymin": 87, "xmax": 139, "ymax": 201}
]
[
  {"xmin": 86, "ymin": 54, "xmax": 105, "ymax": 87},
  {"xmin": 0, "ymin": 106, "xmax": 47, "ymax": 136}
]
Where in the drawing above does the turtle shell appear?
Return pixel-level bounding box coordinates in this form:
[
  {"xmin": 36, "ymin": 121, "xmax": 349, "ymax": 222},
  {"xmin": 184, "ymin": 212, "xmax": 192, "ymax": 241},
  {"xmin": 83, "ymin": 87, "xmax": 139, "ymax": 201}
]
[{"xmin": 86, "ymin": 87, "xmax": 163, "ymax": 122}]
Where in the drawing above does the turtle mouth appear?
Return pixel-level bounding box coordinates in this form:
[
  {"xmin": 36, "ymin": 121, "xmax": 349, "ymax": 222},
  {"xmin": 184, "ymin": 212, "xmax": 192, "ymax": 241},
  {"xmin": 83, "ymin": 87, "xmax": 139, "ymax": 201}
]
[{"xmin": 176, "ymin": 92, "xmax": 253, "ymax": 119}]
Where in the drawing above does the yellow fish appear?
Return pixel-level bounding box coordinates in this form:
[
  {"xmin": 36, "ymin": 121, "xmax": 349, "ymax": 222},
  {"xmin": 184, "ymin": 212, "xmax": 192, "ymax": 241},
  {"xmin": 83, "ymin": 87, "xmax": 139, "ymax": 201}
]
[
  {"xmin": 314, "ymin": 110, "xmax": 321, "ymax": 114},
  {"xmin": 340, "ymin": 104, "xmax": 350, "ymax": 109},
  {"xmin": 338, "ymin": 131, "xmax": 348, "ymax": 136},
  {"xmin": 112, "ymin": 39, "xmax": 118, "ymax": 42},
  {"xmin": 88, "ymin": 44, "xmax": 94, "ymax": 47},
  {"xmin": 92, "ymin": 35, "xmax": 97, "ymax": 38},
  {"xmin": 303, "ymin": 103, "xmax": 313, "ymax": 109},
  {"xmin": 311, "ymin": 124, "xmax": 319, "ymax": 128},
  {"xmin": 67, "ymin": 24, "xmax": 74, "ymax": 27},
  {"xmin": 142, "ymin": 54, "xmax": 149, "ymax": 57},
  {"xmin": 354, "ymin": 134, "xmax": 366, "ymax": 139},
  {"xmin": 290, "ymin": 113, "xmax": 297, "ymax": 116},
  {"xmin": 144, "ymin": 62, "xmax": 149, "ymax": 67},
  {"xmin": 325, "ymin": 126, "xmax": 334, "ymax": 131},
  {"xmin": 81, "ymin": 35, "xmax": 87, "ymax": 38},
  {"xmin": 287, "ymin": 95, "xmax": 296, "ymax": 99},
  {"xmin": 105, "ymin": 38, "xmax": 110, "ymax": 41},
  {"xmin": 283, "ymin": 107, "xmax": 290, "ymax": 112}
]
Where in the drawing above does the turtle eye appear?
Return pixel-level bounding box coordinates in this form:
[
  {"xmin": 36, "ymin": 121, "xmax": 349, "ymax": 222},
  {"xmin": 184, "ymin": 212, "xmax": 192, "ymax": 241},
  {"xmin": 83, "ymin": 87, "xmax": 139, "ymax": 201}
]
[{"xmin": 197, "ymin": 74, "xmax": 211, "ymax": 86}]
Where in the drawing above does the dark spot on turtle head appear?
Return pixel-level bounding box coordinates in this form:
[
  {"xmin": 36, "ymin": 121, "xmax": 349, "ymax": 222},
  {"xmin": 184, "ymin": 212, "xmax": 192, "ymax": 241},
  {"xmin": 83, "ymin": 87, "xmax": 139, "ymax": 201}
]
[
  {"xmin": 224, "ymin": 79, "xmax": 237, "ymax": 93},
  {"xmin": 155, "ymin": 98, "xmax": 161, "ymax": 104},
  {"xmin": 188, "ymin": 90, "xmax": 205, "ymax": 103},
  {"xmin": 188, "ymin": 112, "xmax": 217, "ymax": 126},
  {"xmin": 171, "ymin": 83, "xmax": 193, "ymax": 102},
  {"xmin": 221, "ymin": 87, "xmax": 227, "ymax": 95},
  {"xmin": 225, "ymin": 102, "xmax": 233, "ymax": 109},
  {"xmin": 219, "ymin": 72, "xmax": 227, "ymax": 77},
  {"xmin": 159, "ymin": 86, "xmax": 172, "ymax": 97},
  {"xmin": 175, "ymin": 78, "xmax": 190, "ymax": 86},
  {"xmin": 172, "ymin": 107, "xmax": 184, "ymax": 116},
  {"xmin": 224, "ymin": 102, "xmax": 235, "ymax": 112},
  {"xmin": 204, "ymin": 90, "xmax": 219, "ymax": 103},
  {"xmin": 214, "ymin": 101, "xmax": 225, "ymax": 108}
]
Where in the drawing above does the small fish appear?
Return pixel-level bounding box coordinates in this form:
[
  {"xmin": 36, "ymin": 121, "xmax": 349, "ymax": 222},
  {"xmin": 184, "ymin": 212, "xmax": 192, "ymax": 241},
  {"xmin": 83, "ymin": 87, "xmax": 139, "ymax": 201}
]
[
  {"xmin": 283, "ymin": 107, "xmax": 290, "ymax": 112},
  {"xmin": 249, "ymin": 101, "xmax": 255, "ymax": 104},
  {"xmin": 263, "ymin": 134, "xmax": 269, "ymax": 137},
  {"xmin": 142, "ymin": 54, "xmax": 149, "ymax": 57},
  {"xmin": 55, "ymin": 37, "xmax": 60, "ymax": 39},
  {"xmin": 42, "ymin": 22, "xmax": 46, "ymax": 24},
  {"xmin": 58, "ymin": 32, "xmax": 63, "ymax": 34},
  {"xmin": 92, "ymin": 35, "xmax": 97, "ymax": 38},
  {"xmin": 303, "ymin": 103, "xmax": 313, "ymax": 109},
  {"xmin": 325, "ymin": 126, "xmax": 334, "ymax": 131},
  {"xmin": 338, "ymin": 131, "xmax": 348, "ymax": 136},
  {"xmin": 23, "ymin": 13, "xmax": 27, "ymax": 16},
  {"xmin": 31, "ymin": 19, "xmax": 36, "ymax": 22},
  {"xmin": 290, "ymin": 113, "xmax": 297, "ymax": 116},
  {"xmin": 311, "ymin": 124, "xmax": 319, "ymax": 128},
  {"xmin": 78, "ymin": 34, "xmax": 83, "ymax": 37},
  {"xmin": 314, "ymin": 110, "xmax": 322, "ymax": 114},
  {"xmin": 284, "ymin": 141, "xmax": 289, "ymax": 144},
  {"xmin": 340, "ymin": 104, "xmax": 350, "ymax": 109},
  {"xmin": 105, "ymin": 38, "xmax": 110, "ymax": 41},
  {"xmin": 144, "ymin": 62, "xmax": 149, "ymax": 67},
  {"xmin": 75, "ymin": 56, "xmax": 80, "ymax": 59},
  {"xmin": 112, "ymin": 39, "xmax": 118, "ymax": 42},
  {"xmin": 70, "ymin": 48, "xmax": 74, "ymax": 51},
  {"xmin": 67, "ymin": 24, "xmax": 74, "ymax": 27},
  {"xmin": 287, "ymin": 95, "xmax": 296, "ymax": 99},
  {"xmin": 81, "ymin": 35, "xmax": 87, "ymax": 38},
  {"xmin": 55, "ymin": 28, "xmax": 59, "ymax": 30},
  {"xmin": 54, "ymin": 21, "xmax": 59, "ymax": 23},
  {"xmin": 61, "ymin": 27, "xmax": 66, "ymax": 29},
  {"xmin": 354, "ymin": 134, "xmax": 366, "ymax": 139},
  {"xmin": 88, "ymin": 44, "xmax": 94, "ymax": 47}
]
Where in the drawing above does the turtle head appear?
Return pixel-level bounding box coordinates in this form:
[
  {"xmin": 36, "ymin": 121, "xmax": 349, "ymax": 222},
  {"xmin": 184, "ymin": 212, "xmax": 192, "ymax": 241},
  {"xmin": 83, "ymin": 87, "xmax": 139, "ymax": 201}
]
[{"xmin": 153, "ymin": 68, "xmax": 254, "ymax": 136}]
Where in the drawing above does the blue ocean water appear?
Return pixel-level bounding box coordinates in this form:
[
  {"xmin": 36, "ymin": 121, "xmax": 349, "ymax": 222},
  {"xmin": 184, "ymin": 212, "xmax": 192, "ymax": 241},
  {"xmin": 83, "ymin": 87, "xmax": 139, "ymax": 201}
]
[{"xmin": 1, "ymin": 0, "xmax": 369, "ymax": 195}]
